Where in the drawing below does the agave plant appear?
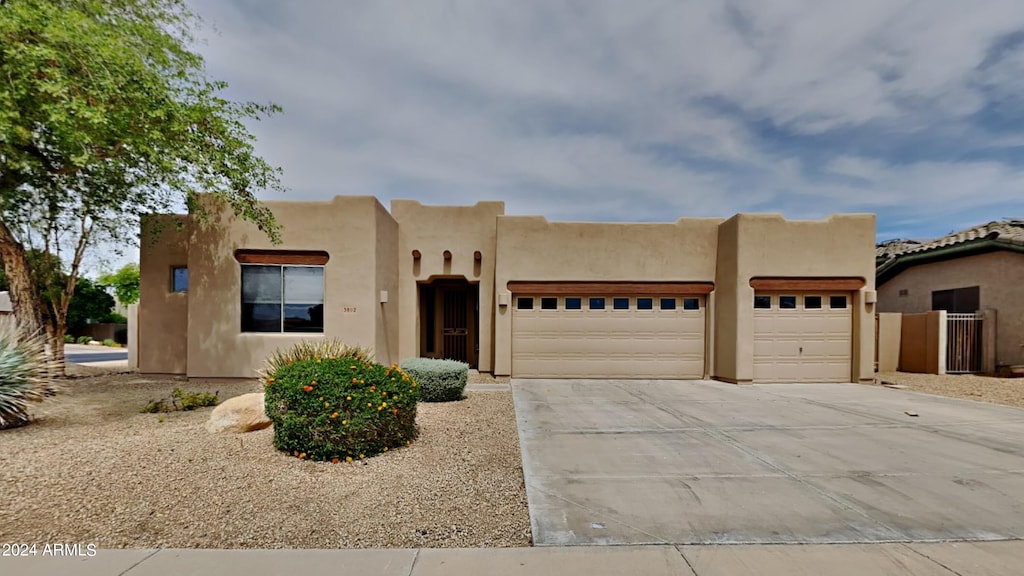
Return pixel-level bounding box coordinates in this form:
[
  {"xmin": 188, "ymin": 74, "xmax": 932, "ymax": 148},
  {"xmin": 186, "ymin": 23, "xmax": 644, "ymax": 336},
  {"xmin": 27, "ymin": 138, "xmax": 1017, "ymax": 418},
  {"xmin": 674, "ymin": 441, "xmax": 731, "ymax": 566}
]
[
  {"xmin": 0, "ymin": 320, "xmax": 60, "ymax": 430},
  {"xmin": 258, "ymin": 339, "xmax": 374, "ymax": 383}
]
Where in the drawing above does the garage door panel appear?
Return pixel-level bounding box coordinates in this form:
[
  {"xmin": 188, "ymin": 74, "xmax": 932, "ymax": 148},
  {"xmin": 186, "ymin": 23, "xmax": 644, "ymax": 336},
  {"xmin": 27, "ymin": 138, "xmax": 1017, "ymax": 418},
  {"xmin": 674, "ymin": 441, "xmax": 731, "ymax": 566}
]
[
  {"xmin": 753, "ymin": 291, "xmax": 852, "ymax": 383},
  {"xmin": 513, "ymin": 294, "xmax": 705, "ymax": 379}
]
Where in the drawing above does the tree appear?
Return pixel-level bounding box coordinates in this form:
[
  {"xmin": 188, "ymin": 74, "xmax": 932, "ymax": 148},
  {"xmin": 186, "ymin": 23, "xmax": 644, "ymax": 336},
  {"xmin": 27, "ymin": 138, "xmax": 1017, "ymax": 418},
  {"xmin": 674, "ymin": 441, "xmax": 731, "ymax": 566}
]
[
  {"xmin": 0, "ymin": 0, "xmax": 285, "ymax": 369},
  {"xmin": 66, "ymin": 277, "xmax": 117, "ymax": 335},
  {"xmin": 98, "ymin": 263, "xmax": 140, "ymax": 306}
]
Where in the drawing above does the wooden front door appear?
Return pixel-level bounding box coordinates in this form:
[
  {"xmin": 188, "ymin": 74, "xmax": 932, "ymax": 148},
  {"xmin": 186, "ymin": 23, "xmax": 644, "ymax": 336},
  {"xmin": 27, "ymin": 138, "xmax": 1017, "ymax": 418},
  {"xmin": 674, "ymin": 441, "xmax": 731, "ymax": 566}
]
[{"xmin": 420, "ymin": 281, "xmax": 478, "ymax": 367}]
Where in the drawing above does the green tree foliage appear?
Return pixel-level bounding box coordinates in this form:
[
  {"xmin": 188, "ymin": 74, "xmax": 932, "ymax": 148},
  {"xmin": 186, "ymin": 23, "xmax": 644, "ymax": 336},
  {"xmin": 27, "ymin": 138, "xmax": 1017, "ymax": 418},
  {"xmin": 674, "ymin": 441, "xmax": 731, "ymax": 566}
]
[
  {"xmin": 65, "ymin": 277, "xmax": 116, "ymax": 335},
  {"xmin": 97, "ymin": 263, "xmax": 140, "ymax": 305},
  {"xmin": 0, "ymin": 0, "xmax": 285, "ymax": 367}
]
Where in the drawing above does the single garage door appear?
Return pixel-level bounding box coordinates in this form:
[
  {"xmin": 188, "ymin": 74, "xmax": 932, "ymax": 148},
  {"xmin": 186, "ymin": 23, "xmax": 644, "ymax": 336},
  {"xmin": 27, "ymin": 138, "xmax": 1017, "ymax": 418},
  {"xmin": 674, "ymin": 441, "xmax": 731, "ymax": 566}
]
[
  {"xmin": 753, "ymin": 292, "xmax": 852, "ymax": 382},
  {"xmin": 512, "ymin": 294, "xmax": 705, "ymax": 378}
]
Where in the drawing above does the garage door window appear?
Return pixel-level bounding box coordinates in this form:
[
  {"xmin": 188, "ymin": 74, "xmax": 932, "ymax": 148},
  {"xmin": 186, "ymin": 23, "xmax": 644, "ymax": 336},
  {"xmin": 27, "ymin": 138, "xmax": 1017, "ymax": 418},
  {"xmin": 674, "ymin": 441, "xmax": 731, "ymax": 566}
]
[
  {"xmin": 779, "ymin": 296, "xmax": 797, "ymax": 309},
  {"xmin": 829, "ymin": 295, "xmax": 847, "ymax": 309},
  {"xmin": 804, "ymin": 296, "xmax": 822, "ymax": 309},
  {"xmin": 637, "ymin": 297, "xmax": 653, "ymax": 310},
  {"xmin": 541, "ymin": 297, "xmax": 558, "ymax": 310},
  {"xmin": 589, "ymin": 297, "xmax": 605, "ymax": 310},
  {"xmin": 660, "ymin": 298, "xmax": 676, "ymax": 310},
  {"xmin": 683, "ymin": 298, "xmax": 700, "ymax": 310},
  {"xmin": 517, "ymin": 297, "xmax": 534, "ymax": 310},
  {"xmin": 754, "ymin": 295, "xmax": 771, "ymax": 309},
  {"xmin": 565, "ymin": 297, "xmax": 582, "ymax": 310},
  {"xmin": 613, "ymin": 297, "xmax": 629, "ymax": 310}
]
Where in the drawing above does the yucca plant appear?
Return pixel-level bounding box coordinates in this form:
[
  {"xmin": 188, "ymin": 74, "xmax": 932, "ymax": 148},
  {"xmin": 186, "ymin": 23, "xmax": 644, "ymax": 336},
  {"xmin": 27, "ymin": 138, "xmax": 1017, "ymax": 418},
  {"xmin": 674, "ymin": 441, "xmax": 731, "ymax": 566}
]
[
  {"xmin": 0, "ymin": 321, "xmax": 60, "ymax": 430},
  {"xmin": 258, "ymin": 339, "xmax": 373, "ymax": 383}
]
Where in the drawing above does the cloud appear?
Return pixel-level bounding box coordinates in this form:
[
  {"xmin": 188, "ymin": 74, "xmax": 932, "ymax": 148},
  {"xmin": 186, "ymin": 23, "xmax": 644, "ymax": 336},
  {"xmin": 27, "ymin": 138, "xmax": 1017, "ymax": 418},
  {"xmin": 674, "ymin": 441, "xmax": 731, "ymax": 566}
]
[{"xmin": 185, "ymin": 0, "xmax": 1024, "ymax": 242}]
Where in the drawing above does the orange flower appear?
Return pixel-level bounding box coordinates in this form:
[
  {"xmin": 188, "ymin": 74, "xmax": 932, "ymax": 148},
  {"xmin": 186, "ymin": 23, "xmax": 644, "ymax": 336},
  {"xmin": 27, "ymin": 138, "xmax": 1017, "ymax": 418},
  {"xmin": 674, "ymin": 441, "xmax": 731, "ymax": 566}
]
[
  {"xmin": 370, "ymin": 385, "xmax": 376, "ymax": 391},
  {"xmin": 311, "ymin": 380, "xmax": 317, "ymax": 386},
  {"xmin": 346, "ymin": 396, "xmax": 352, "ymax": 401},
  {"xmin": 383, "ymin": 446, "xmax": 389, "ymax": 452},
  {"xmin": 331, "ymin": 457, "xmax": 339, "ymax": 463},
  {"xmin": 382, "ymin": 391, "xmax": 387, "ymax": 397},
  {"xmin": 299, "ymin": 452, "xmax": 306, "ymax": 459},
  {"xmin": 382, "ymin": 402, "xmax": 387, "ymax": 408},
  {"xmin": 367, "ymin": 403, "xmax": 373, "ymax": 407},
  {"xmin": 352, "ymin": 378, "xmax": 358, "ymax": 384},
  {"xmin": 303, "ymin": 385, "xmax": 314, "ymax": 392},
  {"xmin": 345, "ymin": 456, "xmax": 353, "ymax": 462},
  {"xmin": 331, "ymin": 412, "xmax": 339, "ymax": 419},
  {"xmin": 392, "ymin": 408, "xmax": 399, "ymax": 415},
  {"xmin": 342, "ymin": 420, "xmax": 348, "ymax": 425}
]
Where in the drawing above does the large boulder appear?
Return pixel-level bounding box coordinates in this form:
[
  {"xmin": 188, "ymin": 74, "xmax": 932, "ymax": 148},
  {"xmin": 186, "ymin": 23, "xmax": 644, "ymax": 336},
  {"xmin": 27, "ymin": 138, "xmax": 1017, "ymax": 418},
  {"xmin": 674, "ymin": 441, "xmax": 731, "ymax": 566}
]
[{"xmin": 206, "ymin": 393, "xmax": 272, "ymax": 433}]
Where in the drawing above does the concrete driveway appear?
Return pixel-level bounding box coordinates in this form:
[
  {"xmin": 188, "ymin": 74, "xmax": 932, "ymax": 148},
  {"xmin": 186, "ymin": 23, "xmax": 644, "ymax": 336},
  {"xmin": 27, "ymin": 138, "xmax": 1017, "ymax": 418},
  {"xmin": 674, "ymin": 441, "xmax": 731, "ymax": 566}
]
[{"xmin": 513, "ymin": 379, "xmax": 1024, "ymax": 546}]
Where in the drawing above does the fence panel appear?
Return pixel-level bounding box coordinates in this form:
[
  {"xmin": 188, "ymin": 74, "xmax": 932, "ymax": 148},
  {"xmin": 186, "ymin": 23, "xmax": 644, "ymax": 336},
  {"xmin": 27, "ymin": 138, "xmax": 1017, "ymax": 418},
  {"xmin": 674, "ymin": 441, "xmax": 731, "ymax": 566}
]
[{"xmin": 946, "ymin": 313, "xmax": 983, "ymax": 374}]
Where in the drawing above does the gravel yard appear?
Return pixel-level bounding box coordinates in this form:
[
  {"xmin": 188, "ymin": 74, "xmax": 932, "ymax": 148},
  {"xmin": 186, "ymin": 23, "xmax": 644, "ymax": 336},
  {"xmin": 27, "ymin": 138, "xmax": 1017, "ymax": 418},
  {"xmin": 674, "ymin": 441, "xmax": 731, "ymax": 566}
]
[
  {"xmin": 0, "ymin": 372, "xmax": 530, "ymax": 549},
  {"xmin": 873, "ymin": 371, "xmax": 1024, "ymax": 409}
]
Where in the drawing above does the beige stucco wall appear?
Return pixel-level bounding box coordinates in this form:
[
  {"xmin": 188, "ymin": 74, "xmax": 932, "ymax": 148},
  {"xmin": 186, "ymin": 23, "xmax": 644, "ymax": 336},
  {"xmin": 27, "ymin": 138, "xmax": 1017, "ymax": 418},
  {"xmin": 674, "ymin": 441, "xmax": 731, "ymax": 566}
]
[
  {"xmin": 391, "ymin": 200, "xmax": 503, "ymax": 370},
  {"xmin": 878, "ymin": 251, "xmax": 1024, "ymax": 367},
  {"xmin": 374, "ymin": 202, "xmax": 400, "ymax": 364},
  {"xmin": 876, "ymin": 312, "xmax": 902, "ymax": 372},
  {"xmin": 183, "ymin": 196, "xmax": 393, "ymax": 378},
  {"xmin": 138, "ymin": 215, "xmax": 189, "ymax": 374},
  {"xmin": 493, "ymin": 216, "xmax": 723, "ymax": 376},
  {"xmin": 715, "ymin": 213, "xmax": 877, "ymax": 383}
]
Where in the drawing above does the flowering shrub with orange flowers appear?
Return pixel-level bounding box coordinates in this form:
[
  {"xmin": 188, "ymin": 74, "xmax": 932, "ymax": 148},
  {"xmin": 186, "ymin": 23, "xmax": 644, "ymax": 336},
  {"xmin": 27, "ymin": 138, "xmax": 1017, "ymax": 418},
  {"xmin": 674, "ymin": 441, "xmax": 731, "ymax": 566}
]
[{"xmin": 263, "ymin": 344, "xmax": 419, "ymax": 461}]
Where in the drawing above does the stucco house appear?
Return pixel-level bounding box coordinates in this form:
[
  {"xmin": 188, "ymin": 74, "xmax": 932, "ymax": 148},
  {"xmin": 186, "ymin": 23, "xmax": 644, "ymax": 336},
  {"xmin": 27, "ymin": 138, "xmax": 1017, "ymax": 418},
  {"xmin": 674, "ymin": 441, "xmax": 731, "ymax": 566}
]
[
  {"xmin": 137, "ymin": 196, "xmax": 877, "ymax": 383},
  {"xmin": 876, "ymin": 219, "xmax": 1024, "ymax": 370}
]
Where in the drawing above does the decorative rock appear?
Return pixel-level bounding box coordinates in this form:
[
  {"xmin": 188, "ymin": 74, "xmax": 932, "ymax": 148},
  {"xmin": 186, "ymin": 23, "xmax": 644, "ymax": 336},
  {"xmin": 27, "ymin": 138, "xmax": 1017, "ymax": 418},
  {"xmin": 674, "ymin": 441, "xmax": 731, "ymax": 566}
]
[{"xmin": 206, "ymin": 393, "xmax": 272, "ymax": 433}]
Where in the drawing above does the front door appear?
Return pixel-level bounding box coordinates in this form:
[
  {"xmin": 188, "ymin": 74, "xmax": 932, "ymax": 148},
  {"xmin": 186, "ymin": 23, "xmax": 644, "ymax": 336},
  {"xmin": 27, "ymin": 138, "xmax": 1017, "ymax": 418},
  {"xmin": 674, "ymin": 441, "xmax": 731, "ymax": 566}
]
[{"xmin": 420, "ymin": 280, "xmax": 478, "ymax": 367}]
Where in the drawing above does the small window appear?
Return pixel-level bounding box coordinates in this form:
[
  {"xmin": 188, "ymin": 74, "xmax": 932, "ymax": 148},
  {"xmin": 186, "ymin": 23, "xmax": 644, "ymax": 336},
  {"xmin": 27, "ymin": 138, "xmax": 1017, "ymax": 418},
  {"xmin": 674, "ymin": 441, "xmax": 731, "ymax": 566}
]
[
  {"xmin": 683, "ymin": 298, "xmax": 700, "ymax": 310},
  {"xmin": 565, "ymin": 297, "xmax": 582, "ymax": 310},
  {"xmin": 660, "ymin": 298, "xmax": 677, "ymax": 310},
  {"xmin": 637, "ymin": 298, "xmax": 653, "ymax": 310},
  {"xmin": 898, "ymin": 289, "xmax": 909, "ymax": 297},
  {"xmin": 517, "ymin": 297, "xmax": 534, "ymax": 310},
  {"xmin": 589, "ymin": 297, "xmax": 605, "ymax": 310},
  {"xmin": 540, "ymin": 297, "xmax": 557, "ymax": 310},
  {"xmin": 754, "ymin": 295, "xmax": 771, "ymax": 309},
  {"xmin": 613, "ymin": 297, "xmax": 629, "ymax": 310},
  {"xmin": 804, "ymin": 296, "xmax": 822, "ymax": 309},
  {"xmin": 171, "ymin": 267, "xmax": 188, "ymax": 292},
  {"xmin": 830, "ymin": 295, "xmax": 848, "ymax": 309},
  {"xmin": 779, "ymin": 296, "xmax": 797, "ymax": 309}
]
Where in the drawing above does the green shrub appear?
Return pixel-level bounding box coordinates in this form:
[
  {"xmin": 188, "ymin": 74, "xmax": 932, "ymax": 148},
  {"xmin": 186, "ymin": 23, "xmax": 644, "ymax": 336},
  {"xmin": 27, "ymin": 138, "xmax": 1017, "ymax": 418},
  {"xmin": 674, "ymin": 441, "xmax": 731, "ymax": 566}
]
[
  {"xmin": 0, "ymin": 322, "xmax": 59, "ymax": 429},
  {"xmin": 76, "ymin": 335, "xmax": 92, "ymax": 344},
  {"xmin": 102, "ymin": 338, "xmax": 116, "ymax": 347},
  {"xmin": 63, "ymin": 334, "xmax": 75, "ymax": 344},
  {"xmin": 399, "ymin": 358, "xmax": 469, "ymax": 402},
  {"xmin": 259, "ymin": 339, "xmax": 373, "ymax": 382},
  {"xmin": 139, "ymin": 387, "xmax": 219, "ymax": 413},
  {"xmin": 264, "ymin": 342, "xmax": 418, "ymax": 461}
]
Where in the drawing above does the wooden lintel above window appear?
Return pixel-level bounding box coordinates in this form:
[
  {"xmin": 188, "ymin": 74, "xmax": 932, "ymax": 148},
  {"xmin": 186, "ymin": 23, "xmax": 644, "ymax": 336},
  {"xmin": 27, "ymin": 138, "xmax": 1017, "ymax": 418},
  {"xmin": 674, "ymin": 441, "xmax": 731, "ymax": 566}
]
[
  {"xmin": 234, "ymin": 250, "xmax": 329, "ymax": 265},
  {"xmin": 506, "ymin": 281, "xmax": 714, "ymax": 295},
  {"xmin": 749, "ymin": 277, "xmax": 865, "ymax": 291}
]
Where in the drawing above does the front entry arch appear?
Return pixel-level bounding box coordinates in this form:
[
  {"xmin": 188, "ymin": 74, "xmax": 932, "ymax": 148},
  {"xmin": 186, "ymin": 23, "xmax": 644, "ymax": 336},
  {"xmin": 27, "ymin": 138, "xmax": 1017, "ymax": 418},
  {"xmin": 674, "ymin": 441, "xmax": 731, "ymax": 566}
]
[{"xmin": 418, "ymin": 278, "xmax": 479, "ymax": 367}]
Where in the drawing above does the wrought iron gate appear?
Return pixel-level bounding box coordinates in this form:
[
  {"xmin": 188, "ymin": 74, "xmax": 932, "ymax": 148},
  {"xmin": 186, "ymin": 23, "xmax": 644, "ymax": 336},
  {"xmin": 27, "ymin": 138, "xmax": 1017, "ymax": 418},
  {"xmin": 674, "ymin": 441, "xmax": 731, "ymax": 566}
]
[{"xmin": 946, "ymin": 313, "xmax": 983, "ymax": 374}]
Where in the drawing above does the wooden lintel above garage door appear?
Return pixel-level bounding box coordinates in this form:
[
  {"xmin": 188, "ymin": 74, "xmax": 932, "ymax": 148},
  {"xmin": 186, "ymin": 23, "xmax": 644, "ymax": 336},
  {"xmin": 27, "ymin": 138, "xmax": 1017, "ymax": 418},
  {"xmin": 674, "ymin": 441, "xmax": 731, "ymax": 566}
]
[
  {"xmin": 748, "ymin": 277, "xmax": 865, "ymax": 291},
  {"xmin": 506, "ymin": 281, "xmax": 714, "ymax": 295}
]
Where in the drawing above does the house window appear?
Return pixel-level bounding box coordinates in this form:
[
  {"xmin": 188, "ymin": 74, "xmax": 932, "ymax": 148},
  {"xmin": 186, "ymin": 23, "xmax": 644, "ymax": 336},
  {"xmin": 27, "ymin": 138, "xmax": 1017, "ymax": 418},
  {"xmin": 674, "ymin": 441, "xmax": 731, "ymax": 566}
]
[
  {"xmin": 898, "ymin": 289, "xmax": 909, "ymax": 297},
  {"xmin": 804, "ymin": 296, "xmax": 822, "ymax": 309},
  {"xmin": 683, "ymin": 298, "xmax": 700, "ymax": 310},
  {"xmin": 517, "ymin": 297, "xmax": 534, "ymax": 310},
  {"xmin": 541, "ymin": 297, "xmax": 558, "ymax": 310},
  {"xmin": 589, "ymin": 297, "xmax": 606, "ymax": 310},
  {"xmin": 613, "ymin": 297, "xmax": 630, "ymax": 310},
  {"xmin": 241, "ymin": 265, "xmax": 324, "ymax": 333},
  {"xmin": 637, "ymin": 298, "xmax": 654, "ymax": 310},
  {"xmin": 931, "ymin": 286, "xmax": 979, "ymax": 314},
  {"xmin": 660, "ymin": 298, "xmax": 677, "ymax": 310},
  {"xmin": 565, "ymin": 297, "xmax": 582, "ymax": 310},
  {"xmin": 171, "ymin": 267, "xmax": 188, "ymax": 292},
  {"xmin": 754, "ymin": 295, "xmax": 771, "ymax": 309}
]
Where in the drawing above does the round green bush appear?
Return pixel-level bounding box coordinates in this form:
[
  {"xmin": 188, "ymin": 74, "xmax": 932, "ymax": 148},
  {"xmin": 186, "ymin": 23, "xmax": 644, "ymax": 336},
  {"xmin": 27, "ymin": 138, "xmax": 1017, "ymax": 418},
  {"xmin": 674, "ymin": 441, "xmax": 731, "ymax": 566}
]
[
  {"xmin": 399, "ymin": 358, "xmax": 469, "ymax": 402},
  {"xmin": 264, "ymin": 355, "xmax": 419, "ymax": 461}
]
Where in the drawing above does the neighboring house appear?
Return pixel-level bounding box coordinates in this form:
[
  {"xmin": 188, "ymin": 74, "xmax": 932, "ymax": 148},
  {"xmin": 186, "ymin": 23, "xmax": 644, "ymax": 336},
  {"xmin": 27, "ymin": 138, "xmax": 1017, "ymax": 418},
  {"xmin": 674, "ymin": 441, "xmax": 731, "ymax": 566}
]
[
  {"xmin": 0, "ymin": 291, "xmax": 11, "ymax": 316},
  {"xmin": 876, "ymin": 220, "xmax": 1024, "ymax": 369},
  {"xmin": 137, "ymin": 196, "xmax": 877, "ymax": 383}
]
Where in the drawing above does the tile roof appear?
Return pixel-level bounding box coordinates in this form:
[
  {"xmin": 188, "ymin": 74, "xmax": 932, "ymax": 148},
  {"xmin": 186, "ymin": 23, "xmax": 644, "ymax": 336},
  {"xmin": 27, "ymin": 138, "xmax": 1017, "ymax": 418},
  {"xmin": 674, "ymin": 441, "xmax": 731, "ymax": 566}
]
[{"xmin": 876, "ymin": 219, "xmax": 1024, "ymax": 262}]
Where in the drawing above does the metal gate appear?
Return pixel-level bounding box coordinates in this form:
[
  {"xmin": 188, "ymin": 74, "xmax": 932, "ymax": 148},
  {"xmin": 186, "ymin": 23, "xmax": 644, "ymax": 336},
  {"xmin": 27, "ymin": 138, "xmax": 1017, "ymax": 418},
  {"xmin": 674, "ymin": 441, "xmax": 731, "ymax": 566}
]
[{"xmin": 946, "ymin": 313, "xmax": 983, "ymax": 373}]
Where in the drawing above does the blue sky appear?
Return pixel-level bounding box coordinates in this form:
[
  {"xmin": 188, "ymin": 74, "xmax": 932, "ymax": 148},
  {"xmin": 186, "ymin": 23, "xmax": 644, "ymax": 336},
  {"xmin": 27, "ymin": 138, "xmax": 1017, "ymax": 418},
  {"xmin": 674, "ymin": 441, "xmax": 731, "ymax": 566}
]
[{"xmin": 185, "ymin": 0, "xmax": 1023, "ymax": 242}]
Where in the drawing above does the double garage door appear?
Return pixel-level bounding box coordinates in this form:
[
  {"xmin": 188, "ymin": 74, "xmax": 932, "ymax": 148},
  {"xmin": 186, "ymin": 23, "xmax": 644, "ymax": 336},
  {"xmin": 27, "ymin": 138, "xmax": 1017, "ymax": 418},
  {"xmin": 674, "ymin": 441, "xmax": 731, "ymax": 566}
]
[
  {"xmin": 512, "ymin": 294, "xmax": 706, "ymax": 379},
  {"xmin": 753, "ymin": 292, "xmax": 852, "ymax": 382}
]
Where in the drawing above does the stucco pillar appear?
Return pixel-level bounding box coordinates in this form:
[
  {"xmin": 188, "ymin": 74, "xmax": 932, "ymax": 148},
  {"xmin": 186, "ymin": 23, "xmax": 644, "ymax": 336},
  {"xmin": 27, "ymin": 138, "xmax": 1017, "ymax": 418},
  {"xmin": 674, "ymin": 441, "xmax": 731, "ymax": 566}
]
[{"xmin": 982, "ymin": 308, "xmax": 997, "ymax": 374}]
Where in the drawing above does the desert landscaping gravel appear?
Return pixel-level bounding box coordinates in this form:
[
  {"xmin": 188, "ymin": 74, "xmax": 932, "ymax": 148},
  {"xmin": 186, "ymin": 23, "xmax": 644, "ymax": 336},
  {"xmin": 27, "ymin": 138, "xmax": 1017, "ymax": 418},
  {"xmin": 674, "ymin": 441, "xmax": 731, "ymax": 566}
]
[
  {"xmin": 874, "ymin": 371, "xmax": 1024, "ymax": 409},
  {"xmin": 0, "ymin": 373, "xmax": 531, "ymax": 549}
]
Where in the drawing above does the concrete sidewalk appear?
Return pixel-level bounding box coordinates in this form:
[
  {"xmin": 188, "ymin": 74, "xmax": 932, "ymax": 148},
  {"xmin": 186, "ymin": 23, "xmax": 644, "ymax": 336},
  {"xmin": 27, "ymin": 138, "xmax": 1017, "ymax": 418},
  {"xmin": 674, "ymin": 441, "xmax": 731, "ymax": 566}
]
[{"xmin": 4, "ymin": 541, "xmax": 1023, "ymax": 575}]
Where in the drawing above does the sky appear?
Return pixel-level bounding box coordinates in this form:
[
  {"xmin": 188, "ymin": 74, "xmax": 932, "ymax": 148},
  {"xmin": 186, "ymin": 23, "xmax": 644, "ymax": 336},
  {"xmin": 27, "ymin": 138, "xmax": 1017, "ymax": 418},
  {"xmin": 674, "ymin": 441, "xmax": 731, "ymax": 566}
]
[{"xmin": 181, "ymin": 0, "xmax": 1023, "ymax": 244}]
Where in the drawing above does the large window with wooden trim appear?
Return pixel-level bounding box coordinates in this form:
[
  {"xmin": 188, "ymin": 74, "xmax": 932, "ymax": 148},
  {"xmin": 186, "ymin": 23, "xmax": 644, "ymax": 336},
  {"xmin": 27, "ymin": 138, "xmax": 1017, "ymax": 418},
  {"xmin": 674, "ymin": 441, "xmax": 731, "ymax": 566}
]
[{"xmin": 237, "ymin": 251, "xmax": 328, "ymax": 333}]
